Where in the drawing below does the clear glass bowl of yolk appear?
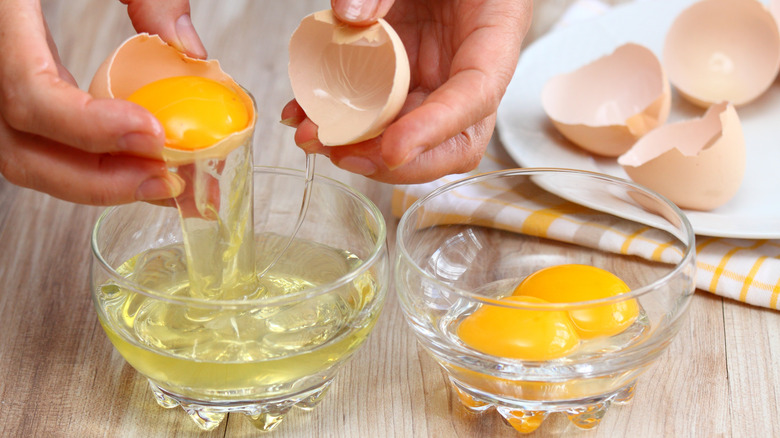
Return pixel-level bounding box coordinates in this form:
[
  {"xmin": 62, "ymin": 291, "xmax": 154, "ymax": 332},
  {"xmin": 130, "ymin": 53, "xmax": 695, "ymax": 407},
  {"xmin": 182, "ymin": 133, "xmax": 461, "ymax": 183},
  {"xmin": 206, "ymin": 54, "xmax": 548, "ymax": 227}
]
[{"xmin": 395, "ymin": 168, "xmax": 696, "ymax": 434}]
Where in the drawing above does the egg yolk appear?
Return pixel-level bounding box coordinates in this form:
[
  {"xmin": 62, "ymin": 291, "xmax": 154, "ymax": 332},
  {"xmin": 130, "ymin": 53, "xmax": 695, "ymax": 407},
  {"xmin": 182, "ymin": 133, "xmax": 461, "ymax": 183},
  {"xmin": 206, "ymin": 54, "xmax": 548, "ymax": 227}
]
[
  {"xmin": 127, "ymin": 75, "xmax": 249, "ymax": 150},
  {"xmin": 457, "ymin": 296, "xmax": 580, "ymax": 361},
  {"xmin": 513, "ymin": 264, "xmax": 639, "ymax": 339}
]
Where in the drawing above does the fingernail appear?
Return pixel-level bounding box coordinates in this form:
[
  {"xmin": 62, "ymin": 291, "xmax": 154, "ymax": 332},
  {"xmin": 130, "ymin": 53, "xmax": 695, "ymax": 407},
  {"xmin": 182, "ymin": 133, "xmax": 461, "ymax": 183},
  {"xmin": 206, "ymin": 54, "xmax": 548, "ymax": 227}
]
[
  {"xmin": 175, "ymin": 14, "xmax": 207, "ymax": 58},
  {"xmin": 135, "ymin": 174, "xmax": 184, "ymax": 201},
  {"xmin": 336, "ymin": 156, "xmax": 377, "ymax": 176},
  {"xmin": 339, "ymin": 0, "xmax": 377, "ymax": 21},
  {"xmin": 280, "ymin": 116, "xmax": 303, "ymax": 127},
  {"xmin": 298, "ymin": 139, "xmax": 322, "ymax": 153},
  {"xmin": 117, "ymin": 132, "xmax": 163, "ymax": 158}
]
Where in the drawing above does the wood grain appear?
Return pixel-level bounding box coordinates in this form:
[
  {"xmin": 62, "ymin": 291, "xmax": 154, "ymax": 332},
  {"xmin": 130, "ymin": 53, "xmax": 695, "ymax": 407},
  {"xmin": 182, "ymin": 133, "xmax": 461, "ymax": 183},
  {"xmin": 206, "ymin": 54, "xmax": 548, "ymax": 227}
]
[{"xmin": 0, "ymin": 0, "xmax": 777, "ymax": 437}]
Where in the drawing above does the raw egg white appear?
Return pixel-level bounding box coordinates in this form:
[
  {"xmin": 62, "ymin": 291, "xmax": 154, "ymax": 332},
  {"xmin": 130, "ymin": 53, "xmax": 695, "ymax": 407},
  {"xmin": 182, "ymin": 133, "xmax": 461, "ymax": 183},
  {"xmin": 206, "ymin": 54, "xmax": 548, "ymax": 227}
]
[
  {"xmin": 541, "ymin": 43, "xmax": 671, "ymax": 157},
  {"xmin": 288, "ymin": 10, "xmax": 410, "ymax": 146},
  {"xmin": 89, "ymin": 33, "xmax": 255, "ymax": 165}
]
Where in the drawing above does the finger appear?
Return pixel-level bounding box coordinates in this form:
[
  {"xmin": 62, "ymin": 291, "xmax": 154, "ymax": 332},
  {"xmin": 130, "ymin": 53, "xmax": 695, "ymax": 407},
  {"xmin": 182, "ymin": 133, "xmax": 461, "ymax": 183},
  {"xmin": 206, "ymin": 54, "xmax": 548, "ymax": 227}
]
[
  {"xmin": 381, "ymin": 0, "xmax": 531, "ymax": 169},
  {"xmin": 331, "ymin": 0, "xmax": 395, "ymax": 25},
  {"xmin": 280, "ymin": 99, "xmax": 306, "ymax": 128},
  {"xmin": 0, "ymin": 2, "xmax": 165, "ymax": 159},
  {"xmin": 293, "ymin": 118, "xmax": 325, "ymax": 154},
  {"xmin": 0, "ymin": 127, "xmax": 183, "ymax": 205},
  {"xmin": 329, "ymin": 115, "xmax": 494, "ymax": 183},
  {"xmin": 43, "ymin": 18, "xmax": 77, "ymax": 86},
  {"xmin": 120, "ymin": 0, "xmax": 207, "ymax": 59}
]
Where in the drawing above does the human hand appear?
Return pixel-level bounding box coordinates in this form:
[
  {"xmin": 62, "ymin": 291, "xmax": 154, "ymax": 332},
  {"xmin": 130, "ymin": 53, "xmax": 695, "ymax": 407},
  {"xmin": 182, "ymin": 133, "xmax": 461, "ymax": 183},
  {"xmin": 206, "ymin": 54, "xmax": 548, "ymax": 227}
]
[
  {"xmin": 0, "ymin": 0, "xmax": 205, "ymax": 205},
  {"xmin": 281, "ymin": 0, "xmax": 532, "ymax": 184}
]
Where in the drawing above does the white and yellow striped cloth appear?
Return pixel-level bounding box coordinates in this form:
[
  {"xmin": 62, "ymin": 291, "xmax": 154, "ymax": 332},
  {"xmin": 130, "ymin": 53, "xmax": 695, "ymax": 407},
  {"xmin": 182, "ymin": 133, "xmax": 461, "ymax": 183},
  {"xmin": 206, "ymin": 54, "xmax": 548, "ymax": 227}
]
[{"xmin": 392, "ymin": 141, "xmax": 780, "ymax": 310}]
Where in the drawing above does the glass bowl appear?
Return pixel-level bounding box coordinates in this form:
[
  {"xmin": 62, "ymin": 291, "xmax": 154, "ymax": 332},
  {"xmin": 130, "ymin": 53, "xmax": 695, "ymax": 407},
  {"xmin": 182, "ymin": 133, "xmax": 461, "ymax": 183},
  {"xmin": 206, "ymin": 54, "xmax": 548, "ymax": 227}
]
[
  {"xmin": 91, "ymin": 167, "xmax": 388, "ymax": 431},
  {"xmin": 395, "ymin": 168, "xmax": 695, "ymax": 434}
]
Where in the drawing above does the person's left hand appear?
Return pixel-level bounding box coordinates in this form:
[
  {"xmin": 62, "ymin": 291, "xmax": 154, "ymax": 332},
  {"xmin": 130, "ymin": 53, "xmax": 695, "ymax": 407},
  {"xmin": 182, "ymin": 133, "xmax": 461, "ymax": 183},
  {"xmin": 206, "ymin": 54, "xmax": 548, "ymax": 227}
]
[{"xmin": 281, "ymin": 0, "xmax": 532, "ymax": 184}]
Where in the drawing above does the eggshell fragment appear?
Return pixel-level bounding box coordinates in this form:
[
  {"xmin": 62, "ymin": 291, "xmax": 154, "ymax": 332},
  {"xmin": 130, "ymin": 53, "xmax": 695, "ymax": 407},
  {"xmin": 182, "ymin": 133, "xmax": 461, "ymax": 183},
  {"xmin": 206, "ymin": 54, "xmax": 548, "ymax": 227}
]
[
  {"xmin": 617, "ymin": 102, "xmax": 745, "ymax": 211},
  {"xmin": 541, "ymin": 43, "xmax": 671, "ymax": 157},
  {"xmin": 288, "ymin": 10, "xmax": 410, "ymax": 146},
  {"xmin": 663, "ymin": 0, "xmax": 780, "ymax": 108},
  {"xmin": 89, "ymin": 33, "xmax": 255, "ymax": 165}
]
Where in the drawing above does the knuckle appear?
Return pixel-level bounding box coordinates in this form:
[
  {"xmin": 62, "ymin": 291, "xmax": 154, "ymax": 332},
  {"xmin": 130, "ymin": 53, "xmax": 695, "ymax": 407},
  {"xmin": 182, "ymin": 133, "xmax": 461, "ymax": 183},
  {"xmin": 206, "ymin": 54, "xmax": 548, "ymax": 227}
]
[
  {"xmin": 456, "ymin": 153, "xmax": 481, "ymax": 174},
  {"xmin": 0, "ymin": 150, "xmax": 10, "ymax": 181},
  {"xmin": 0, "ymin": 150, "xmax": 27, "ymax": 188},
  {"xmin": 87, "ymin": 190, "xmax": 117, "ymax": 206},
  {"xmin": 0, "ymin": 83, "xmax": 32, "ymax": 131}
]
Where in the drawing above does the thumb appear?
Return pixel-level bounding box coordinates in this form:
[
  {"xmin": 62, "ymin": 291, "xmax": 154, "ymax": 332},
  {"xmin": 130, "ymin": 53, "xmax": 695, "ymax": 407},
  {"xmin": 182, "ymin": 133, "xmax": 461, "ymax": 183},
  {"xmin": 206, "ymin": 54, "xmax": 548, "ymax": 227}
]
[
  {"xmin": 330, "ymin": 0, "xmax": 395, "ymax": 25},
  {"xmin": 119, "ymin": 0, "xmax": 207, "ymax": 58}
]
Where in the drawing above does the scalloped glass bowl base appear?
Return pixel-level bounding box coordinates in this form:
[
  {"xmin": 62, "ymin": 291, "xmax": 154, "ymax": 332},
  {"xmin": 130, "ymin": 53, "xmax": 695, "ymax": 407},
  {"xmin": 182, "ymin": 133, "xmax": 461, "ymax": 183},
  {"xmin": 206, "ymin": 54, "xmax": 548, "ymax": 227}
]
[
  {"xmin": 451, "ymin": 378, "xmax": 637, "ymax": 434},
  {"xmin": 148, "ymin": 379, "xmax": 334, "ymax": 431}
]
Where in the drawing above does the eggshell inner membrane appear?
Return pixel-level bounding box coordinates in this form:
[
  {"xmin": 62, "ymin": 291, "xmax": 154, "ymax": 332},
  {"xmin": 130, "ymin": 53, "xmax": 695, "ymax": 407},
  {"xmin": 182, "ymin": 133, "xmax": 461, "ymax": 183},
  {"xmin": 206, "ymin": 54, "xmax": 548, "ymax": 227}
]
[
  {"xmin": 541, "ymin": 43, "xmax": 670, "ymax": 157},
  {"xmin": 663, "ymin": 0, "xmax": 780, "ymax": 107},
  {"xmin": 288, "ymin": 10, "xmax": 410, "ymax": 146},
  {"xmin": 88, "ymin": 33, "xmax": 255, "ymax": 165},
  {"xmin": 617, "ymin": 102, "xmax": 745, "ymax": 211}
]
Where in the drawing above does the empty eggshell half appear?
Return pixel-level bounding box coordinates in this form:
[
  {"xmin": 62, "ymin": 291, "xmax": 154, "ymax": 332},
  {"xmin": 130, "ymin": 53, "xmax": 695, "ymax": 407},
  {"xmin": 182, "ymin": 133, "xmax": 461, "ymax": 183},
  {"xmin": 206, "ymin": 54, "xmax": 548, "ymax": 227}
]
[
  {"xmin": 89, "ymin": 33, "xmax": 256, "ymax": 166},
  {"xmin": 663, "ymin": 0, "xmax": 780, "ymax": 108},
  {"xmin": 617, "ymin": 102, "xmax": 745, "ymax": 211},
  {"xmin": 541, "ymin": 43, "xmax": 671, "ymax": 157},
  {"xmin": 288, "ymin": 10, "xmax": 410, "ymax": 146}
]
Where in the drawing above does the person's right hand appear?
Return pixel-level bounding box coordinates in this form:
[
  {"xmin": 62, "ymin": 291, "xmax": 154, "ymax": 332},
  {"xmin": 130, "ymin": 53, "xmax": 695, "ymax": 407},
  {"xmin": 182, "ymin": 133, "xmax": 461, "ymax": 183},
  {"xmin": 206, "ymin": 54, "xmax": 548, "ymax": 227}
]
[{"xmin": 0, "ymin": 0, "xmax": 205, "ymax": 205}]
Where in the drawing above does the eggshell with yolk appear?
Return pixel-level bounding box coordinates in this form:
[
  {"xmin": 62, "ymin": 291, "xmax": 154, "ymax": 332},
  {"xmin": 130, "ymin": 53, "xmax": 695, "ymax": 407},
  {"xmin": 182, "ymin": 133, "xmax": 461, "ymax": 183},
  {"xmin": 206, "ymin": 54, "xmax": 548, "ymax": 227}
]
[
  {"xmin": 541, "ymin": 43, "xmax": 671, "ymax": 157},
  {"xmin": 288, "ymin": 10, "xmax": 410, "ymax": 146},
  {"xmin": 89, "ymin": 33, "xmax": 255, "ymax": 165},
  {"xmin": 663, "ymin": 0, "xmax": 780, "ymax": 108},
  {"xmin": 617, "ymin": 102, "xmax": 745, "ymax": 211}
]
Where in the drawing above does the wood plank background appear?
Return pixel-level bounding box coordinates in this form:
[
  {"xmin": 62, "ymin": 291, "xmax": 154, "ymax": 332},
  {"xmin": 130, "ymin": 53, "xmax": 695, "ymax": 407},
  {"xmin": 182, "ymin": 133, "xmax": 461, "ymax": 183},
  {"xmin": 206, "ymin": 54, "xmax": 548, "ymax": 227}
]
[{"xmin": 0, "ymin": 0, "xmax": 777, "ymax": 436}]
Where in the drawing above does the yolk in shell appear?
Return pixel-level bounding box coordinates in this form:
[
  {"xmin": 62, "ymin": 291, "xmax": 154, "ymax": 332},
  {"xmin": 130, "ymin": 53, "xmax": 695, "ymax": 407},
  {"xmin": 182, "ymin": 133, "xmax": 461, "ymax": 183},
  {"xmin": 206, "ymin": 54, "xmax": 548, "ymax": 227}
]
[
  {"xmin": 127, "ymin": 75, "xmax": 249, "ymax": 150},
  {"xmin": 512, "ymin": 264, "xmax": 639, "ymax": 339}
]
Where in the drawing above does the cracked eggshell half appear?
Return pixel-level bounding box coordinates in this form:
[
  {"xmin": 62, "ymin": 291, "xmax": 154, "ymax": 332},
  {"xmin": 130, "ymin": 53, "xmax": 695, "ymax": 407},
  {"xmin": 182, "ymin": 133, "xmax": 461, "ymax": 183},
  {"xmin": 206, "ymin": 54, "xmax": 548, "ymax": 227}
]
[
  {"xmin": 88, "ymin": 33, "xmax": 255, "ymax": 166},
  {"xmin": 288, "ymin": 10, "xmax": 410, "ymax": 146},
  {"xmin": 617, "ymin": 102, "xmax": 745, "ymax": 211},
  {"xmin": 663, "ymin": 0, "xmax": 780, "ymax": 108},
  {"xmin": 541, "ymin": 43, "xmax": 671, "ymax": 157}
]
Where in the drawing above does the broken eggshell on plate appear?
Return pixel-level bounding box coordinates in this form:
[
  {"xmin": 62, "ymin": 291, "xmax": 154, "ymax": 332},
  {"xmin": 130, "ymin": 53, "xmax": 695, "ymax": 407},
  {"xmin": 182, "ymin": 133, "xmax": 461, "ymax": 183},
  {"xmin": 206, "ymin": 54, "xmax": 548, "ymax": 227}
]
[
  {"xmin": 288, "ymin": 9, "xmax": 410, "ymax": 146},
  {"xmin": 88, "ymin": 33, "xmax": 256, "ymax": 166},
  {"xmin": 541, "ymin": 42, "xmax": 671, "ymax": 157},
  {"xmin": 663, "ymin": 0, "xmax": 780, "ymax": 108},
  {"xmin": 617, "ymin": 102, "xmax": 745, "ymax": 211}
]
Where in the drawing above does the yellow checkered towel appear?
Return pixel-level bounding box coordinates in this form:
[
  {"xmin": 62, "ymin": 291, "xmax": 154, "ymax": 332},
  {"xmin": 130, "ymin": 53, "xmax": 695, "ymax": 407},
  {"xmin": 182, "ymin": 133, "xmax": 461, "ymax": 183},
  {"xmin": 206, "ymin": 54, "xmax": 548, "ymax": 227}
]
[{"xmin": 392, "ymin": 141, "xmax": 780, "ymax": 310}]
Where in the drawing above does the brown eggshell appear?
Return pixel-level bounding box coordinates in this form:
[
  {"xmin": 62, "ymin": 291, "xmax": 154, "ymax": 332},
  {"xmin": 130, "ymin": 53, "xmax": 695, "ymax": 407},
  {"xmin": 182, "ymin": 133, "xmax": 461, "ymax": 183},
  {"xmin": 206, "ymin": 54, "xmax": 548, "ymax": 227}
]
[
  {"xmin": 617, "ymin": 102, "xmax": 745, "ymax": 211},
  {"xmin": 89, "ymin": 33, "xmax": 256, "ymax": 165},
  {"xmin": 541, "ymin": 43, "xmax": 671, "ymax": 157},
  {"xmin": 663, "ymin": 0, "xmax": 780, "ymax": 108},
  {"xmin": 288, "ymin": 10, "xmax": 410, "ymax": 146}
]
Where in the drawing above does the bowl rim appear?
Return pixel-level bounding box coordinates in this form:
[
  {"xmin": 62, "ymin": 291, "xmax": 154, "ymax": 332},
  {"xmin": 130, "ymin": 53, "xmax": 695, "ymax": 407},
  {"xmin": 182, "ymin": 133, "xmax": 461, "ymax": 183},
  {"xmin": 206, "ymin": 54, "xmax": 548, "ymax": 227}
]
[
  {"xmin": 395, "ymin": 167, "xmax": 696, "ymax": 310},
  {"xmin": 91, "ymin": 165, "xmax": 388, "ymax": 307}
]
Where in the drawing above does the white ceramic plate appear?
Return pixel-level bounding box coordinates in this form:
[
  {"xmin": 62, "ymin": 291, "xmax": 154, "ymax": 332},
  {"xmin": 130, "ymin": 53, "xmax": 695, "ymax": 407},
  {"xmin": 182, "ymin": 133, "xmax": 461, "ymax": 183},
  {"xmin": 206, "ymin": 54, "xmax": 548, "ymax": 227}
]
[{"xmin": 496, "ymin": 0, "xmax": 780, "ymax": 238}]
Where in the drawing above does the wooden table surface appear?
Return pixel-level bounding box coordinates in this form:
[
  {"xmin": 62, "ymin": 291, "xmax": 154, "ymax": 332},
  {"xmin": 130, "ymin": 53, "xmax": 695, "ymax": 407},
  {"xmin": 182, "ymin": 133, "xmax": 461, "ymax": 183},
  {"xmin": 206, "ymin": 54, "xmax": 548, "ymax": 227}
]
[{"xmin": 2, "ymin": 1, "xmax": 778, "ymax": 436}]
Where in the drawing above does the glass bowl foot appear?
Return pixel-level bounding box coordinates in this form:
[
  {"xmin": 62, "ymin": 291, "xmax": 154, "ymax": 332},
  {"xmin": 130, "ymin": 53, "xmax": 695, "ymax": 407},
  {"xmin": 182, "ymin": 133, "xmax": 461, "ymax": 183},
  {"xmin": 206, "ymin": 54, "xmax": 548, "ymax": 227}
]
[
  {"xmin": 147, "ymin": 379, "xmax": 335, "ymax": 431},
  {"xmin": 451, "ymin": 380, "xmax": 638, "ymax": 434}
]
